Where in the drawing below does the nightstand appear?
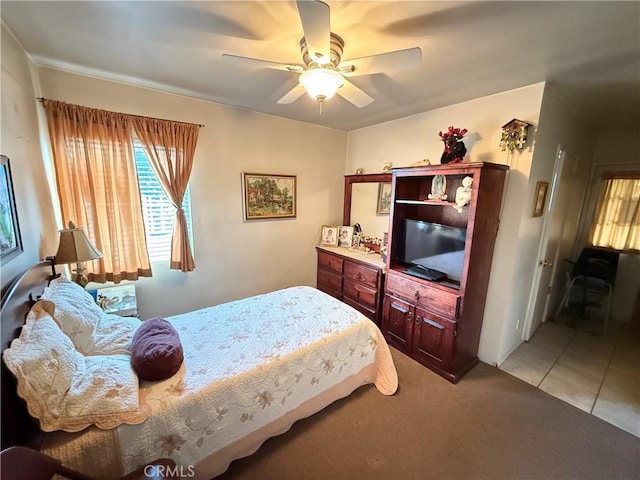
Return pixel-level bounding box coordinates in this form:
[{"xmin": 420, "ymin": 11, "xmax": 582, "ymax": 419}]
[{"xmin": 90, "ymin": 284, "xmax": 138, "ymax": 317}]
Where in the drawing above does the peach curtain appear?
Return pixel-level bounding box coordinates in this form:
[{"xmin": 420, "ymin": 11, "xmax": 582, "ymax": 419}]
[
  {"xmin": 132, "ymin": 118, "xmax": 198, "ymax": 272},
  {"xmin": 590, "ymin": 175, "xmax": 640, "ymax": 252},
  {"xmin": 43, "ymin": 100, "xmax": 152, "ymax": 283}
]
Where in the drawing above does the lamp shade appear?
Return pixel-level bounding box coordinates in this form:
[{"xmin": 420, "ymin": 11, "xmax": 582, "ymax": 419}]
[
  {"xmin": 299, "ymin": 68, "xmax": 344, "ymax": 102},
  {"xmin": 54, "ymin": 222, "xmax": 103, "ymax": 265}
]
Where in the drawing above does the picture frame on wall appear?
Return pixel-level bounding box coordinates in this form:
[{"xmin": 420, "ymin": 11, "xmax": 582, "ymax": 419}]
[
  {"xmin": 377, "ymin": 182, "xmax": 392, "ymax": 215},
  {"xmin": 320, "ymin": 225, "xmax": 339, "ymax": 246},
  {"xmin": 532, "ymin": 181, "xmax": 549, "ymax": 217},
  {"xmin": 0, "ymin": 155, "xmax": 23, "ymax": 264},
  {"xmin": 242, "ymin": 173, "xmax": 296, "ymax": 221},
  {"xmin": 338, "ymin": 226, "xmax": 354, "ymax": 247}
]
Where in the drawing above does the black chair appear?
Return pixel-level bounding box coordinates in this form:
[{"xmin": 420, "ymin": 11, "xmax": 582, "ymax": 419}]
[{"xmin": 555, "ymin": 247, "xmax": 619, "ymax": 329}]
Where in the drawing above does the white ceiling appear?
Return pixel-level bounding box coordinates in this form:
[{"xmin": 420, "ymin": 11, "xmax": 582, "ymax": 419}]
[{"xmin": 2, "ymin": 1, "xmax": 639, "ymax": 131}]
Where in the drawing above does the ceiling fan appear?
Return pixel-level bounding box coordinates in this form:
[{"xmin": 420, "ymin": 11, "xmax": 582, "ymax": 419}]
[{"xmin": 222, "ymin": 0, "xmax": 422, "ymax": 108}]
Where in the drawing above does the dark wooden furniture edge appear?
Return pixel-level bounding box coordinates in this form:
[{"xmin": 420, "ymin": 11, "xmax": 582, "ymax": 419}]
[
  {"xmin": 1, "ymin": 259, "xmax": 57, "ymax": 450},
  {"xmin": 343, "ymin": 172, "xmax": 392, "ymax": 226}
]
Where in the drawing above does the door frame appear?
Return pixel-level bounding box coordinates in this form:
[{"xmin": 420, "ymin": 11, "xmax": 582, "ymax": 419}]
[{"xmin": 522, "ymin": 146, "xmax": 573, "ymax": 341}]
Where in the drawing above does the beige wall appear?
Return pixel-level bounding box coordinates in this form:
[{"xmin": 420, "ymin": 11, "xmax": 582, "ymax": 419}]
[
  {"xmin": 0, "ymin": 24, "xmax": 58, "ymax": 290},
  {"xmin": 346, "ymin": 83, "xmax": 547, "ymax": 366},
  {"xmin": 32, "ymin": 67, "xmax": 347, "ymax": 318},
  {"xmin": 500, "ymin": 84, "xmax": 596, "ymax": 361}
]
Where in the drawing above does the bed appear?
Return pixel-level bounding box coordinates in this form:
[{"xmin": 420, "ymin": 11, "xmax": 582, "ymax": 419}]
[{"xmin": 1, "ymin": 260, "xmax": 398, "ymax": 479}]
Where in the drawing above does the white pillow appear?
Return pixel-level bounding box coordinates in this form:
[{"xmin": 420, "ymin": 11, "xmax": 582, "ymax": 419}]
[
  {"xmin": 2, "ymin": 301, "xmax": 149, "ymax": 432},
  {"xmin": 41, "ymin": 275, "xmax": 141, "ymax": 355}
]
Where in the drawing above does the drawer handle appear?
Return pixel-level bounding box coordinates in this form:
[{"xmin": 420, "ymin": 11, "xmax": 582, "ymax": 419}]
[
  {"xmin": 356, "ymin": 290, "xmax": 360, "ymax": 299},
  {"xmin": 423, "ymin": 318, "xmax": 445, "ymax": 330},
  {"xmin": 356, "ymin": 272, "xmax": 362, "ymax": 280},
  {"xmin": 391, "ymin": 303, "xmax": 409, "ymax": 314},
  {"xmin": 414, "ymin": 291, "xmax": 421, "ymax": 301}
]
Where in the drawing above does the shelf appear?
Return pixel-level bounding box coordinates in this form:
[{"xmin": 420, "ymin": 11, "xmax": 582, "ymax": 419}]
[{"xmin": 395, "ymin": 199, "xmax": 456, "ymax": 206}]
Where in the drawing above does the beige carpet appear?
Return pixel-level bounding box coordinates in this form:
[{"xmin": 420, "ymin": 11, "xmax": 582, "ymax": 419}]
[{"xmin": 219, "ymin": 348, "xmax": 640, "ymax": 480}]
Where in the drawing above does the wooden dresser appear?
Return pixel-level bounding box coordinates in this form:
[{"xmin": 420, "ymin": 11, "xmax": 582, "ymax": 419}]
[{"xmin": 316, "ymin": 246, "xmax": 386, "ymax": 326}]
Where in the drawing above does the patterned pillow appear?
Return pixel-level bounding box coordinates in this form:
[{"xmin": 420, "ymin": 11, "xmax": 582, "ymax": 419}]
[
  {"xmin": 2, "ymin": 301, "xmax": 149, "ymax": 432},
  {"xmin": 41, "ymin": 275, "xmax": 141, "ymax": 355}
]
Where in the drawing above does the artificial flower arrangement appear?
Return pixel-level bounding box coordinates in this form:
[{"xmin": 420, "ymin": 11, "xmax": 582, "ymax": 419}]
[{"xmin": 438, "ymin": 126, "xmax": 468, "ymax": 164}]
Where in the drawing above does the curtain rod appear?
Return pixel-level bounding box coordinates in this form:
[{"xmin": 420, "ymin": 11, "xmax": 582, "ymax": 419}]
[{"xmin": 36, "ymin": 97, "xmax": 205, "ymax": 128}]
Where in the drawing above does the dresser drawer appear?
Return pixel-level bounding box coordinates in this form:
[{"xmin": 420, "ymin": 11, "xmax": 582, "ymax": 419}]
[
  {"xmin": 343, "ymin": 278, "xmax": 378, "ymax": 309},
  {"xmin": 317, "ymin": 268, "xmax": 343, "ymax": 295},
  {"xmin": 343, "ymin": 261, "xmax": 379, "ymax": 288},
  {"xmin": 342, "ymin": 296, "xmax": 376, "ymax": 321},
  {"xmin": 318, "ymin": 251, "xmax": 344, "ymax": 274},
  {"xmin": 386, "ymin": 273, "xmax": 460, "ymax": 319}
]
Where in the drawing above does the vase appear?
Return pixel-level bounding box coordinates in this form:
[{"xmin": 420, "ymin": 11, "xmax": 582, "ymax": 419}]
[{"xmin": 441, "ymin": 139, "xmax": 467, "ymax": 164}]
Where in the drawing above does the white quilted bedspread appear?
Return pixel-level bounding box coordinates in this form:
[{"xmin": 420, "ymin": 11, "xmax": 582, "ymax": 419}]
[{"xmin": 45, "ymin": 286, "xmax": 398, "ymax": 478}]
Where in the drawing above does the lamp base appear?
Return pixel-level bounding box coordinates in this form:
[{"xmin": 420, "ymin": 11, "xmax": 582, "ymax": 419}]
[
  {"xmin": 72, "ymin": 262, "xmax": 89, "ymax": 288},
  {"xmin": 72, "ymin": 273, "xmax": 89, "ymax": 288}
]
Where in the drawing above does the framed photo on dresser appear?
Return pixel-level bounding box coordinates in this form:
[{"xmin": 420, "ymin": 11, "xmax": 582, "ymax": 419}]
[
  {"xmin": 320, "ymin": 225, "xmax": 339, "ymax": 246},
  {"xmin": 338, "ymin": 226, "xmax": 354, "ymax": 247}
]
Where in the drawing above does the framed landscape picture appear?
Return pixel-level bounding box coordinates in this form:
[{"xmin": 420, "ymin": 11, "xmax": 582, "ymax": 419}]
[
  {"xmin": 242, "ymin": 173, "xmax": 297, "ymax": 221},
  {"xmin": 0, "ymin": 155, "xmax": 23, "ymax": 263}
]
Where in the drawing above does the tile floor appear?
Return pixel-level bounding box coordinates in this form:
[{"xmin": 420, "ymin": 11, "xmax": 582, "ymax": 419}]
[{"xmin": 499, "ymin": 310, "xmax": 640, "ymax": 438}]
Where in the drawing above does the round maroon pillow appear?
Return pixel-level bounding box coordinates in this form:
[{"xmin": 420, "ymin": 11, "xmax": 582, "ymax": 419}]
[{"xmin": 131, "ymin": 318, "xmax": 184, "ymax": 381}]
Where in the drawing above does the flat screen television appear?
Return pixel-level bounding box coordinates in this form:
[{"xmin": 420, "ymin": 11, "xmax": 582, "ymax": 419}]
[{"xmin": 401, "ymin": 219, "xmax": 467, "ymax": 282}]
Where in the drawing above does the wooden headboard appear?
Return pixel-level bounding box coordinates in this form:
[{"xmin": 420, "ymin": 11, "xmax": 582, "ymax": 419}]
[{"xmin": 1, "ymin": 259, "xmax": 57, "ymax": 450}]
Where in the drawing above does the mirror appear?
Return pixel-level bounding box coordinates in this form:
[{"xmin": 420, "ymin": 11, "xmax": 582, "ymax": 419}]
[{"xmin": 343, "ymin": 173, "xmax": 392, "ymax": 241}]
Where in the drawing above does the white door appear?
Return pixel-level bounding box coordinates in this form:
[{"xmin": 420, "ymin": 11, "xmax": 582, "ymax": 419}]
[{"xmin": 523, "ymin": 147, "xmax": 576, "ymax": 341}]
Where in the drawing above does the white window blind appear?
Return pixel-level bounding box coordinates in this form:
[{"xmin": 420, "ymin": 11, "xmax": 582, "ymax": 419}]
[{"xmin": 134, "ymin": 143, "xmax": 193, "ymax": 262}]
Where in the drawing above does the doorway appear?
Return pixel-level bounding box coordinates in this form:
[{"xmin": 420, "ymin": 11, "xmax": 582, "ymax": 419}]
[{"xmin": 522, "ymin": 147, "xmax": 577, "ymax": 341}]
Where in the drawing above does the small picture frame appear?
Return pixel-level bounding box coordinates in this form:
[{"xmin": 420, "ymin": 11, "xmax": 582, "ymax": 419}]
[
  {"xmin": 377, "ymin": 182, "xmax": 392, "ymax": 215},
  {"xmin": 532, "ymin": 181, "xmax": 549, "ymax": 217},
  {"xmin": 320, "ymin": 225, "xmax": 339, "ymax": 246},
  {"xmin": 338, "ymin": 226, "xmax": 354, "ymax": 247}
]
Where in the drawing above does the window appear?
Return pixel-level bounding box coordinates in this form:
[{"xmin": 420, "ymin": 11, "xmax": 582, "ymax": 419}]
[
  {"xmin": 589, "ymin": 175, "xmax": 640, "ymax": 252},
  {"xmin": 134, "ymin": 143, "xmax": 194, "ymax": 262}
]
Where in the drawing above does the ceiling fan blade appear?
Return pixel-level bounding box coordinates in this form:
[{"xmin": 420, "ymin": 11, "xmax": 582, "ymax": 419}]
[
  {"xmin": 222, "ymin": 53, "xmax": 303, "ymax": 73},
  {"xmin": 341, "ymin": 47, "xmax": 422, "ymax": 76},
  {"xmin": 296, "ymin": 0, "xmax": 331, "ymax": 62},
  {"xmin": 336, "ymin": 79, "xmax": 374, "ymax": 108},
  {"xmin": 277, "ymin": 83, "xmax": 307, "ymax": 104}
]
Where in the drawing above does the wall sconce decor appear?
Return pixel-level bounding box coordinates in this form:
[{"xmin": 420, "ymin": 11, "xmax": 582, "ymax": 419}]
[
  {"xmin": 54, "ymin": 221, "xmax": 103, "ymax": 287},
  {"xmin": 500, "ymin": 118, "xmax": 531, "ymax": 152}
]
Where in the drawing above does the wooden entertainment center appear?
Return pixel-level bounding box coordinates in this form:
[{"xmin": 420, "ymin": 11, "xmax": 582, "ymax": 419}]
[
  {"xmin": 316, "ymin": 163, "xmax": 507, "ymax": 383},
  {"xmin": 383, "ymin": 162, "xmax": 508, "ymax": 382}
]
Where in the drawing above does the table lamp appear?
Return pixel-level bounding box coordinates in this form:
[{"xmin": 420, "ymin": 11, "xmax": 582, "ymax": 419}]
[{"xmin": 54, "ymin": 221, "xmax": 103, "ymax": 287}]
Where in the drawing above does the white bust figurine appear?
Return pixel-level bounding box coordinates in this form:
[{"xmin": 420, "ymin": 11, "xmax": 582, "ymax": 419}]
[{"xmin": 454, "ymin": 176, "xmax": 473, "ymax": 213}]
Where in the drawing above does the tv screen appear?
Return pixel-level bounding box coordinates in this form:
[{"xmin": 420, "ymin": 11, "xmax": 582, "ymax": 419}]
[{"xmin": 402, "ymin": 219, "xmax": 467, "ymax": 281}]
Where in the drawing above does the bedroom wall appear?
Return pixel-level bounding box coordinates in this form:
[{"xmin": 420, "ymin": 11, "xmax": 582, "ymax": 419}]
[
  {"xmin": 0, "ymin": 24, "xmax": 58, "ymax": 292},
  {"xmin": 31, "ymin": 67, "xmax": 347, "ymax": 318},
  {"xmin": 346, "ymin": 83, "xmax": 545, "ymax": 366},
  {"xmin": 497, "ymin": 84, "xmax": 596, "ymax": 362}
]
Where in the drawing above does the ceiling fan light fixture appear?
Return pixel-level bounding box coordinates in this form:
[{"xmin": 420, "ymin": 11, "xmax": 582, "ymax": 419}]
[{"xmin": 299, "ymin": 68, "xmax": 344, "ymax": 102}]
